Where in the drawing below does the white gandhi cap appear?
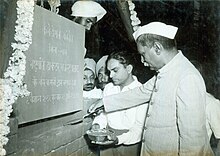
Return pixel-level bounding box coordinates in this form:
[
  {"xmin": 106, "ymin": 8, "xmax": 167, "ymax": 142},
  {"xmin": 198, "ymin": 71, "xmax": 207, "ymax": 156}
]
[
  {"xmin": 84, "ymin": 58, "xmax": 96, "ymax": 76},
  {"xmin": 71, "ymin": 1, "xmax": 107, "ymax": 22},
  {"xmin": 133, "ymin": 22, "xmax": 178, "ymax": 40},
  {"xmin": 96, "ymin": 55, "xmax": 108, "ymax": 76}
]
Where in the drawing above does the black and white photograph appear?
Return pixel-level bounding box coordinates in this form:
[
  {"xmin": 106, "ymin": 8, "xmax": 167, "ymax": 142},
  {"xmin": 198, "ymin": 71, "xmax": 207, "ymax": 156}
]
[{"xmin": 0, "ymin": 0, "xmax": 220, "ymax": 155}]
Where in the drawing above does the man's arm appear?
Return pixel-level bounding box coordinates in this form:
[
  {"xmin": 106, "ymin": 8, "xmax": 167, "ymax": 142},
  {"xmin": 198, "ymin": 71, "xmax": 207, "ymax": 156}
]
[
  {"xmin": 88, "ymin": 76, "xmax": 155, "ymax": 113},
  {"xmin": 104, "ymin": 76, "xmax": 156, "ymax": 112}
]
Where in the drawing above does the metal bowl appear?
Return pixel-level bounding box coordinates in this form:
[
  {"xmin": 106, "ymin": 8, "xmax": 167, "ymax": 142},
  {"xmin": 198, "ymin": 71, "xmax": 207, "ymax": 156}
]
[{"xmin": 86, "ymin": 129, "xmax": 114, "ymax": 142}]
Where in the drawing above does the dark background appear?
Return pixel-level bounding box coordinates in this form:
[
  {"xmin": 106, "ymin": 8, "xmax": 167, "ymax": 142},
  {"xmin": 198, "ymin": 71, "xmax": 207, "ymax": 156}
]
[{"xmin": 58, "ymin": 0, "xmax": 220, "ymax": 97}]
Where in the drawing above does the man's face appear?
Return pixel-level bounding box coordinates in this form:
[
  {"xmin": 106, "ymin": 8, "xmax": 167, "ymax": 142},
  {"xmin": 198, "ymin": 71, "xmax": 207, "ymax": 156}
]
[
  {"xmin": 97, "ymin": 67, "xmax": 109, "ymax": 90},
  {"xmin": 107, "ymin": 59, "xmax": 130, "ymax": 86},
  {"xmin": 137, "ymin": 43, "xmax": 160, "ymax": 71},
  {"xmin": 83, "ymin": 69, "xmax": 96, "ymax": 91},
  {"xmin": 74, "ymin": 17, "xmax": 97, "ymax": 31}
]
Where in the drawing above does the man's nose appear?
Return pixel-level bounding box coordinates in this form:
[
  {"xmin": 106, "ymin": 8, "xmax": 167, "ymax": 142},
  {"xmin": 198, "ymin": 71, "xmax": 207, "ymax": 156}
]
[
  {"xmin": 99, "ymin": 75, "xmax": 103, "ymax": 82},
  {"xmin": 110, "ymin": 72, "xmax": 114, "ymax": 78},
  {"xmin": 86, "ymin": 79, "xmax": 92, "ymax": 83},
  {"xmin": 141, "ymin": 57, "xmax": 145, "ymax": 64},
  {"xmin": 102, "ymin": 75, "xmax": 108, "ymax": 82},
  {"xmin": 85, "ymin": 23, "xmax": 92, "ymax": 30},
  {"xmin": 144, "ymin": 63, "xmax": 148, "ymax": 67}
]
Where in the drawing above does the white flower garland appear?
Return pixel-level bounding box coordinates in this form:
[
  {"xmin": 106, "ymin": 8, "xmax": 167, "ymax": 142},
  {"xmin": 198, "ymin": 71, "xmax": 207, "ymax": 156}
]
[
  {"xmin": 0, "ymin": 0, "xmax": 34, "ymax": 155},
  {"xmin": 127, "ymin": 0, "xmax": 141, "ymax": 32}
]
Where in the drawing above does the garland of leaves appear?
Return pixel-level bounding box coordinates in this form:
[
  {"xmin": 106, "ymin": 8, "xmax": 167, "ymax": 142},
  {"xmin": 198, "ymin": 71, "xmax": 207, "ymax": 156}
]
[
  {"xmin": 127, "ymin": 0, "xmax": 141, "ymax": 32},
  {"xmin": 0, "ymin": 0, "xmax": 34, "ymax": 155}
]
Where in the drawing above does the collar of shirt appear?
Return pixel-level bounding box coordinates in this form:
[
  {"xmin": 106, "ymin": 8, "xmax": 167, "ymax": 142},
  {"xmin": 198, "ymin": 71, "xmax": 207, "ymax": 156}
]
[
  {"xmin": 123, "ymin": 76, "xmax": 141, "ymax": 91},
  {"xmin": 113, "ymin": 75, "xmax": 141, "ymax": 92},
  {"xmin": 104, "ymin": 75, "xmax": 141, "ymax": 95}
]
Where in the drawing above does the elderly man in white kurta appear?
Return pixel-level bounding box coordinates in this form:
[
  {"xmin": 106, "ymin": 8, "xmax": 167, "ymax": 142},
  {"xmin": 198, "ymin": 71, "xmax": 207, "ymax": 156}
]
[
  {"xmin": 92, "ymin": 51, "xmax": 147, "ymax": 156},
  {"xmin": 89, "ymin": 22, "xmax": 213, "ymax": 155}
]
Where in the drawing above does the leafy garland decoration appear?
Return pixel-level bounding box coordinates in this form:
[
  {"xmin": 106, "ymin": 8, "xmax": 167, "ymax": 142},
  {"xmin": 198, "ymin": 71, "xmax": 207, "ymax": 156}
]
[
  {"xmin": 127, "ymin": 0, "xmax": 141, "ymax": 32},
  {"xmin": 0, "ymin": 0, "xmax": 34, "ymax": 155}
]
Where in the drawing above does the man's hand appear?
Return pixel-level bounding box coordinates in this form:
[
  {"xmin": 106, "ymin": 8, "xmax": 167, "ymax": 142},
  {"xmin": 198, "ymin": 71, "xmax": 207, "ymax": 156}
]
[
  {"xmin": 88, "ymin": 99, "xmax": 104, "ymax": 113},
  {"xmin": 107, "ymin": 134, "xmax": 119, "ymax": 145}
]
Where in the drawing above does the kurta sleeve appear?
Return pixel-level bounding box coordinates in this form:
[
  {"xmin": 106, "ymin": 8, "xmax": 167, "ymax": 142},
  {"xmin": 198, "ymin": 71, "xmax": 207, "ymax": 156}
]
[
  {"xmin": 176, "ymin": 74, "xmax": 211, "ymax": 155},
  {"xmin": 103, "ymin": 76, "xmax": 156, "ymax": 112}
]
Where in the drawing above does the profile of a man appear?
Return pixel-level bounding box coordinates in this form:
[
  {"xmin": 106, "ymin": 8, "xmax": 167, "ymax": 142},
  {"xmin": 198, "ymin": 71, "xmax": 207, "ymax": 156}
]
[{"xmin": 89, "ymin": 22, "xmax": 213, "ymax": 155}]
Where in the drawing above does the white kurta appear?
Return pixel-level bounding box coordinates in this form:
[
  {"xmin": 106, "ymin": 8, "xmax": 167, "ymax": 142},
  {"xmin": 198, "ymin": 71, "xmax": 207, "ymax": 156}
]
[
  {"xmin": 206, "ymin": 93, "xmax": 220, "ymax": 139},
  {"xmin": 103, "ymin": 51, "xmax": 213, "ymax": 155},
  {"xmin": 93, "ymin": 76, "xmax": 148, "ymax": 145}
]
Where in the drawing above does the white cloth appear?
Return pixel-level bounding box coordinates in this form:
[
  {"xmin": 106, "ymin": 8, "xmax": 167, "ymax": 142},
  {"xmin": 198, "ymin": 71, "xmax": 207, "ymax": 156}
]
[
  {"xmin": 93, "ymin": 76, "xmax": 147, "ymax": 145},
  {"xmin": 133, "ymin": 22, "xmax": 178, "ymax": 40},
  {"xmin": 83, "ymin": 87, "xmax": 102, "ymax": 99},
  {"xmin": 71, "ymin": 0, "xmax": 106, "ymax": 22},
  {"xmin": 103, "ymin": 51, "xmax": 212, "ymax": 155},
  {"xmin": 206, "ymin": 93, "xmax": 220, "ymax": 139}
]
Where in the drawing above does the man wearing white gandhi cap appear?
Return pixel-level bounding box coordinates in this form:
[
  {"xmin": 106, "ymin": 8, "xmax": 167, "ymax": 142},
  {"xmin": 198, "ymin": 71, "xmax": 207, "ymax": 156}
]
[
  {"xmin": 71, "ymin": 0, "xmax": 106, "ymax": 31},
  {"xmin": 71, "ymin": 1, "xmax": 106, "ymax": 57},
  {"xmin": 83, "ymin": 58, "xmax": 102, "ymax": 98},
  {"xmin": 88, "ymin": 22, "xmax": 213, "ymax": 155}
]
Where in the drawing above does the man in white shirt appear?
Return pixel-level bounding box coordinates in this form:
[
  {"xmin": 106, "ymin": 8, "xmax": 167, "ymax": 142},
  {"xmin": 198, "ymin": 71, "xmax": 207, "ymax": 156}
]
[
  {"xmin": 83, "ymin": 58, "xmax": 102, "ymax": 99},
  {"xmin": 92, "ymin": 51, "xmax": 147, "ymax": 156}
]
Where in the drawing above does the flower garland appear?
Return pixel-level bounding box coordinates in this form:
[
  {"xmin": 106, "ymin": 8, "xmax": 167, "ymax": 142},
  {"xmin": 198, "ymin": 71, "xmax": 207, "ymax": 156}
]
[
  {"xmin": 127, "ymin": 0, "xmax": 141, "ymax": 32},
  {"xmin": 0, "ymin": 0, "xmax": 34, "ymax": 155}
]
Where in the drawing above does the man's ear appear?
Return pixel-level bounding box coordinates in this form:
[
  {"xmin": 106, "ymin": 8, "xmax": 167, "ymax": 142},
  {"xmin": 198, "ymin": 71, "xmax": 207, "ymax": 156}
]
[
  {"xmin": 126, "ymin": 65, "xmax": 133, "ymax": 74},
  {"xmin": 153, "ymin": 42, "xmax": 163, "ymax": 55}
]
